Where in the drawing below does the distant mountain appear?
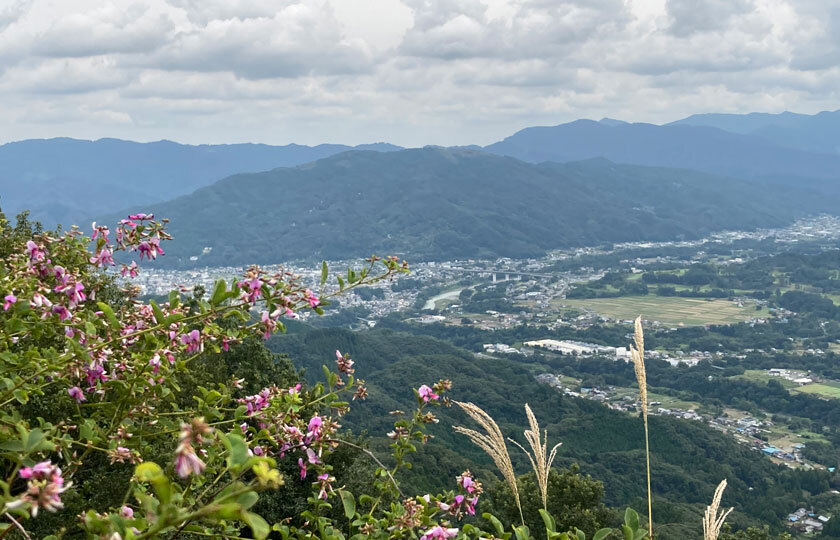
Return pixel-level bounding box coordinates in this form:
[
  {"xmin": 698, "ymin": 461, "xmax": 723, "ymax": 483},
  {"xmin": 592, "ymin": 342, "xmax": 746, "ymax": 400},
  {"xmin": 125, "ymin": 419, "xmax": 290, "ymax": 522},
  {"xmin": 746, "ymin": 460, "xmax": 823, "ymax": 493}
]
[
  {"xmin": 105, "ymin": 147, "xmax": 836, "ymax": 267},
  {"xmin": 670, "ymin": 110, "xmax": 840, "ymax": 155},
  {"xmin": 0, "ymin": 137, "xmax": 402, "ymax": 227},
  {"xmin": 483, "ymin": 120, "xmax": 840, "ymax": 184}
]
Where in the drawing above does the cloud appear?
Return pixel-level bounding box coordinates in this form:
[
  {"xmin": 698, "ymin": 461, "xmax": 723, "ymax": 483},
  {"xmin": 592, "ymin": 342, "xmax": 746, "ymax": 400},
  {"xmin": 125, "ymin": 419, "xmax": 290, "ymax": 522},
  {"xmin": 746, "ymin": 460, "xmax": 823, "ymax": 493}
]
[
  {"xmin": 0, "ymin": 0, "xmax": 838, "ymax": 146},
  {"xmin": 666, "ymin": 0, "xmax": 757, "ymax": 37},
  {"xmin": 151, "ymin": 4, "xmax": 375, "ymax": 79}
]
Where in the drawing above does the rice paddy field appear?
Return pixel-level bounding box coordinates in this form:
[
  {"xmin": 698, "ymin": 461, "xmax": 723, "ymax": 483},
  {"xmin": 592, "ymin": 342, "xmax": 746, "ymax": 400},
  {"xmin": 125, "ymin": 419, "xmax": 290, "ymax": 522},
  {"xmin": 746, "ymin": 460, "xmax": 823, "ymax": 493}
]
[{"xmin": 558, "ymin": 295, "xmax": 768, "ymax": 326}]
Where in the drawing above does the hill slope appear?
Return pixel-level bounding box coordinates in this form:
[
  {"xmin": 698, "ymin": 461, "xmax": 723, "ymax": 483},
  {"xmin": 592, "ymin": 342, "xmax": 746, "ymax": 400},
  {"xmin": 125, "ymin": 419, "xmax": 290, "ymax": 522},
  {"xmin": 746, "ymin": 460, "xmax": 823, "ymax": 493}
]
[
  {"xmin": 109, "ymin": 147, "xmax": 835, "ymax": 267},
  {"xmin": 267, "ymin": 326, "xmax": 826, "ymax": 536},
  {"xmin": 0, "ymin": 137, "xmax": 401, "ymax": 226},
  {"xmin": 484, "ymin": 119, "xmax": 840, "ymax": 183}
]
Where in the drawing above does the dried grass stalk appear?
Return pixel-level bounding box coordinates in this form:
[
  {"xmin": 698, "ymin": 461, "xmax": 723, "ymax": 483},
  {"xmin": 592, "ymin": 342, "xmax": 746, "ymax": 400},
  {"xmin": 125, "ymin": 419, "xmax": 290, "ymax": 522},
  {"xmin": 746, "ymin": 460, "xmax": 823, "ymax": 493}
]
[
  {"xmin": 453, "ymin": 401, "xmax": 523, "ymax": 523},
  {"xmin": 630, "ymin": 316, "xmax": 647, "ymax": 417},
  {"xmin": 703, "ymin": 479, "xmax": 734, "ymax": 540},
  {"xmin": 630, "ymin": 315, "xmax": 654, "ymax": 539},
  {"xmin": 508, "ymin": 404, "xmax": 562, "ymax": 511}
]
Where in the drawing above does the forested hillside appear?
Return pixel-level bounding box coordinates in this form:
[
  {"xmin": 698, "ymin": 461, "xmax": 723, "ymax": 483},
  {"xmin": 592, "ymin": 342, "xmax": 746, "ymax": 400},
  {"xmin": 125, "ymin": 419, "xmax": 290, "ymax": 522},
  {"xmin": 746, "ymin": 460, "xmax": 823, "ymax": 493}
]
[
  {"xmin": 267, "ymin": 325, "xmax": 830, "ymax": 538},
  {"xmin": 108, "ymin": 147, "xmax": 836, "ymax": 267}
]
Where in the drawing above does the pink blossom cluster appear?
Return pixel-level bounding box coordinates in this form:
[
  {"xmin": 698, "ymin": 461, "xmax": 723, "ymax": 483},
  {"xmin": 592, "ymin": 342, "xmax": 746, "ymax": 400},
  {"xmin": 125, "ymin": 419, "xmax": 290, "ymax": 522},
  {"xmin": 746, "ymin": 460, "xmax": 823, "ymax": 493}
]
[
  {"xmin": 174, "ymin": 418, "xmax": 213, "ymax": 478},
  {"xmin": 6, "ymin": 461, "xmax": 69, "ymax": 516}
]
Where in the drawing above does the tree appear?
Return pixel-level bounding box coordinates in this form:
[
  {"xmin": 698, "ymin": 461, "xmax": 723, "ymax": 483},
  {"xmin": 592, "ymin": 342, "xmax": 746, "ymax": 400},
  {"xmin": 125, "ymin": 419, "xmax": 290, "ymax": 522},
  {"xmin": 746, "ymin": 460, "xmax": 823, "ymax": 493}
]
[{"xmin": 482, "ymin": 467, "xmax": 616, "ymax": 539}]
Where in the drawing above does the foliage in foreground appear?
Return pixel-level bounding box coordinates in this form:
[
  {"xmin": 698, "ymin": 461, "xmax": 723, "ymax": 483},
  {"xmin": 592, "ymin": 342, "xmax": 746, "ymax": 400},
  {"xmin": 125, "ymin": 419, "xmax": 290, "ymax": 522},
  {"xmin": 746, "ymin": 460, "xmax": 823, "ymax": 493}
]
[{"xmin": 0, "ymin": 210, "xmax": 742, "ymax": 539}]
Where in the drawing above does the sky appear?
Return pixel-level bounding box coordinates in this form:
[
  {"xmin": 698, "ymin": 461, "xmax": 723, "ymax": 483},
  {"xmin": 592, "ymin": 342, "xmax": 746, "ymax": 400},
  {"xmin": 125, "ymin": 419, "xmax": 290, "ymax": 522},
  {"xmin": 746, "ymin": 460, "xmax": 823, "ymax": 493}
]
[{"xmin": 0, "ymin": 0, "xmax": 838, "ymax": 147}]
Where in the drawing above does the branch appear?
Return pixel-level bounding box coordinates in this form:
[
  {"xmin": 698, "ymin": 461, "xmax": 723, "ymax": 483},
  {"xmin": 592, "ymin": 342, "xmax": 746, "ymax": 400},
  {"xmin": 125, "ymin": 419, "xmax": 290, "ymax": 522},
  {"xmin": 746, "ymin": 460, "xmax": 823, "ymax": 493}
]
[{"xmin": 333, "ymin": 438, "xmax": 405, "ymax": 498}]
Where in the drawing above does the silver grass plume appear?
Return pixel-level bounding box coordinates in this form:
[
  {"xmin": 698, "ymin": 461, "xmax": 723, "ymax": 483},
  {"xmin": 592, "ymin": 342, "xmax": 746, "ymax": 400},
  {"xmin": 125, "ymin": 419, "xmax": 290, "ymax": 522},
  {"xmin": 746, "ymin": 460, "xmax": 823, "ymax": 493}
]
[
  {"xmin": 630, "ymin": 315, "xmax": 647, "ymax": 416},
  {"xmin": 508, "ymin": 403, "xmax": 562, "ymax": 511},
  {"xmin": 630, "ymin": 315, "xmax": 654, "ymax": 538},
  {"xmin": 703, "ymin": 479, "xmax": 734, "ymax": 540},
  {"xmin": 453, "ymin": 401, "xmax": 523, "ymax": 524}
]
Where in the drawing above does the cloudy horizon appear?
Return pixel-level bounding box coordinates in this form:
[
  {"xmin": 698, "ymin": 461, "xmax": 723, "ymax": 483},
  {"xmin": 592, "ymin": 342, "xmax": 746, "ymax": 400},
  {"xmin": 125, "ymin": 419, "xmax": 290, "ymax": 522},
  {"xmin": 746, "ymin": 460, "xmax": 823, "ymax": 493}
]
[{"xmin": 1, "ymin": 0, "xmax": 838, "ymax": 147}]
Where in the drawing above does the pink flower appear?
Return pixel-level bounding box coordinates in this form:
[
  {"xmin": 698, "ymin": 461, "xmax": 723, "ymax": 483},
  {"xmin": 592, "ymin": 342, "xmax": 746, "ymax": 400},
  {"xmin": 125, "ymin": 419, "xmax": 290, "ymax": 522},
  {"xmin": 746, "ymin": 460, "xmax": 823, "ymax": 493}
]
[
  {"xmin": 25, "ymin": 240, "xmax": 46, "ymax": 262},
  {"xmin": 260, "ymin": 311, "xmax": 276, "ymax": 340},
  {"xmin": 180, "ymin": 329, "xmax": 203, "ymax": 354},
  {"xmin": 298, "ymin": 458, "xmax": 307, "ymax": 479},
  {"xmin": 51, "ymin": 305, "xmax": 71, "ymax": 321},
  {"xmin": 120, "ymin": 505, "xmax": 134, "ymax": 518},
  {"xmin": 421, "ymin": 526, "xmax": 459, "ymax": 539},
  {"xmin": 89, "ymin": 248, "xmax": 115, "ymax": 267},
  {"xmin": 462, "ymin": 475, "xmax": 474, "ymax": 493},
  {"xmin": 306, "ymin": 289, "xmax": 320, "ymax": 307},
  {"xmin": 30, "ymin": 292, "xmax": 52, "ymax": 309},
  {"xmin": 137, "ymin": 236, "xmax": 164, "ymax": 260},
  {"xmin": 91, "ymin": 222, "xmax": 110, "ymax": 242},
  {"xmin": 55, "ymin": 281, "xmax": 85, "ymax": 307},
  {"xmin": 307, "ymin": 416, "xmax": 323, "ymax": 440},
  {"xmin": 68, "ymin": 386, "xmax": 85, "ymax": 403},
  {"xmin": 9, "ymin": 461, "xmax": 68, "ymax": 517},
  {"xmin": 336, "ymin": 350, "xmax": 354, "ymax": 374},
  {"xmin": 240, "ymin": 277, "xmax": 262, "ymax": 303},
  {"xmin": 418, "ymin": 385, "xmax": 439, "ymax": 402},
  {"xmin": 3, "ymin": 294, "xmax": 16, "ymax": 311},
  {"xmin": 128, "ymin": 213, "xmax": 153, "ymax": 221},
  {"xmin": 174, "ymin": 447, "xmax": 205, "ymax": 478},
  {"xmin": 149, "ymin": 354, "xmax": 162, "ymax": 374},
  {"xmin": 467, "ymin": 496, "xmax": 478, "ymax": 515},
  {"xmin": 120, "ymin": 261, "xmax": 139, "ymax": 278}
]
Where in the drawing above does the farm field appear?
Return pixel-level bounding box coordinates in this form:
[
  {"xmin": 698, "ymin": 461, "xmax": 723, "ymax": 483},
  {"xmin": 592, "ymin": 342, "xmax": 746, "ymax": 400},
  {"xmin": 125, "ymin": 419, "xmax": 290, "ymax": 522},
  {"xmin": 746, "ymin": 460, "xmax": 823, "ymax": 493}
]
[
  {"xmin": 791, "ymin": 382, "xmax": 840, "ymax": 399},
  {"xmin": 733, "ymin": 370, "xmax": 799, "ymax": 389},
  {"xmin": 557, "ymin": 295, "xmax": 767, "ymax": 326}
]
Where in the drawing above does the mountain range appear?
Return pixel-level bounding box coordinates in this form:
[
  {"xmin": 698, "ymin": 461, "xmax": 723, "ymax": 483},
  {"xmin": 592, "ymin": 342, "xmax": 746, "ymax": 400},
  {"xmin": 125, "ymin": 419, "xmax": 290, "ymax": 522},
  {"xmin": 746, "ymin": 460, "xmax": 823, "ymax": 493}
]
[
  {"xmin": 0, "ymin": 137, "xmax": 400, "ymax": 226},
  {"xmin": 4, "ymin": 108, "xmax": 840, "ymax": 264},
  {"xmin": 670, "ymin": 109, "xmax": 840, "ymax": 155},
  {"xmin": 104, "ymin": 147, "xmax": 837, "ymax": 267}
]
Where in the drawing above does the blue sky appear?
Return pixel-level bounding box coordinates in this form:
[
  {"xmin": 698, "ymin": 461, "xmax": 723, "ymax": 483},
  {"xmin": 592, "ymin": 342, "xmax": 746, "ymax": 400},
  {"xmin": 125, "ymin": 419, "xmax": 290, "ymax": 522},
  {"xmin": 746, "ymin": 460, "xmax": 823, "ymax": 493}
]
[{"xmin": 0, "ymin": 0, "xmax": 838, "ymax": 146}]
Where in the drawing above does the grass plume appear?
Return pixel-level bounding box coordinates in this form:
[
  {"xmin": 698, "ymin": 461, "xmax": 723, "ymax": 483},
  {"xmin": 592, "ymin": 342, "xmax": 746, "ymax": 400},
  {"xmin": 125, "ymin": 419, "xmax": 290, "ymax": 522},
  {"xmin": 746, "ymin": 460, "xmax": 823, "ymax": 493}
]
[
  {"xmin": 453, "ymin": 401, "xmax": 523, "ymax": 524},
  {"xmin": 703, "ymin": 479, "xmax": 734, "ymax": 540},
  {"xmin": 508, "ymin": 403, "xmax": 562, "ymax": 511},
  {"xmin": 630, "ymin": 315, "xmax": 654, "ymax": 538}
]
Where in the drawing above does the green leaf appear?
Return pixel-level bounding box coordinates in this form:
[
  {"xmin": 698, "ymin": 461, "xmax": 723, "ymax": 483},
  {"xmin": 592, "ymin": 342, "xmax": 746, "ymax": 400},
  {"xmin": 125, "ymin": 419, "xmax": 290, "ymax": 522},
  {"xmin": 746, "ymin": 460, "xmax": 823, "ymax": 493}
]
[
  {"xmin": 338, "ymin": 489, "xmax": 355, "ymax": 520},
  {"xmin": 13, "ymin": 389, "xmax": 28, "ymax": 404},
  {"xmin": 244, "ymin": 511, "xmax": 270, "ymax": 540},
  {"xmin": 539, "ymin": 509, "xmax": 556, "ymax": 533},
  {"xmin": 320, "ymin": 261, "xmax": 328, "ymax": 286},
  {"xmin": 210, "ymin": 279, "xmax": 228, "ymax": 307},
  {"xmin": 593, "ymin": 529, "xmax": 613, "ymax": 540},
  {"xmin": 96, "ymin": 302, "xmax": 121, "ymax": 330},
  {"xmin": 24, "ymin": 429, "xmax": 49, "ymax": 452},
  {"xmin": 134, "ymin": 462, "xmax": 171, "ymax": 505},
  {"xmin": 237, "ymin": 491, "xmax": 260, "ymax": 510},
  {"xmin": 483, "ymin": 514, "xmax": 505, "ymax": 535},
  {"xmin": 210, "ymin": 503, "xmax": 243, "ymax": 520},
  {"xmin": 222, "ymin": 433, "xmax": 250, "ymax": 469},
  {"xmin": 624, "ymin": 508, "xmax": 640, "ymax": 531},
  {"xmin": 513, "ymin": 525, "xmax": 531, "ymax": 540},
  {"xmin": 337, "ymin": 276, "xmax": 345, "ymax": 291},
  {"xmin": 168, "ymin": 290, "xmax": 180, "ymax": 309},
  {"xmin": 149, "ymin": 300, "xmax": 165, "ymax": 325},
  {"xmin": 162, "ymin": 313, "xmax": 185, "ymax": 326}
]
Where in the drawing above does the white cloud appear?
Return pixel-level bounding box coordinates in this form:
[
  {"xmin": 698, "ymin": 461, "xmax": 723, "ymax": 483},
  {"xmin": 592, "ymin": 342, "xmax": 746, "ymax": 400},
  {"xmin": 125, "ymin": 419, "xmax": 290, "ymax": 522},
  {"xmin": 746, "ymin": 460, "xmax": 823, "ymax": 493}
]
[{"xmin": 0, "ymin": 0, "xmax": 837, "ymax": 146}]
